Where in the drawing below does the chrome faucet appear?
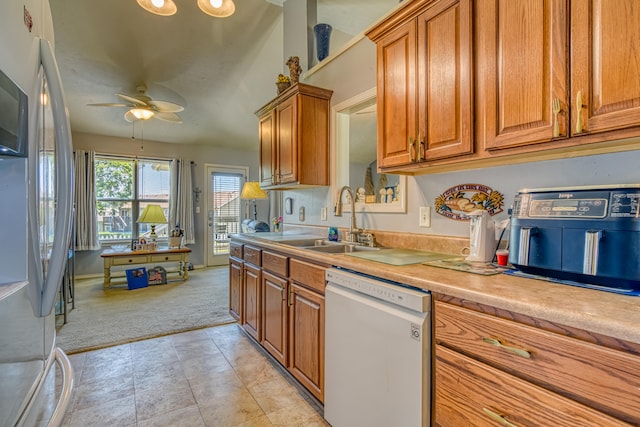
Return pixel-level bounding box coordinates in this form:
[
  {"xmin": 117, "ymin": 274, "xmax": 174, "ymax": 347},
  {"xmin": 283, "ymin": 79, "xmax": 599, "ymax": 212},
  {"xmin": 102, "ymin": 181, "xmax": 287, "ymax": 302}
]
[{"xmin": 334, "ymin": 185, "xmax": 361, "ymax": 243}]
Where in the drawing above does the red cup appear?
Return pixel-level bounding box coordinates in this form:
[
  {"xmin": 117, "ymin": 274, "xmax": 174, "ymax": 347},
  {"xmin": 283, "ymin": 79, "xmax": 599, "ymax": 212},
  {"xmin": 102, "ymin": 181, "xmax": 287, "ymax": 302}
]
[{"xmin": 496, "ymin": 249, "xmax": 509, "ymax": 266}]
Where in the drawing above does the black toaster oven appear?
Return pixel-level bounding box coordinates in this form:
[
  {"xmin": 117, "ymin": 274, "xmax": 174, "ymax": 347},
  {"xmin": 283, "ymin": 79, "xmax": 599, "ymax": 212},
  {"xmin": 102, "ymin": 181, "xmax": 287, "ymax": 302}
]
[{"xmin": 509, "ymin": 185, "xmax": 640, "ymax": 295}]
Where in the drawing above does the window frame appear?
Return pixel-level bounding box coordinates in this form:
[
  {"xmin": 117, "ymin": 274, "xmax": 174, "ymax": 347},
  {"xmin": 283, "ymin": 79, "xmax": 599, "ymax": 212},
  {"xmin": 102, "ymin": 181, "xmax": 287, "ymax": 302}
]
[{"xmin": 95, "ymin": 155, "xmax": 172, "ymax": 244}]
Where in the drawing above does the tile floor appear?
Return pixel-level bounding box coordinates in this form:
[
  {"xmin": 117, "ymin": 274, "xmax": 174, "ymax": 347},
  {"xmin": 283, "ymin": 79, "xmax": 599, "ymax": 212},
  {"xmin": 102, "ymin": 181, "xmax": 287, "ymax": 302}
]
[{"xmin": 62, "ymin": 323, "xmax": 329, "ymax": 427}]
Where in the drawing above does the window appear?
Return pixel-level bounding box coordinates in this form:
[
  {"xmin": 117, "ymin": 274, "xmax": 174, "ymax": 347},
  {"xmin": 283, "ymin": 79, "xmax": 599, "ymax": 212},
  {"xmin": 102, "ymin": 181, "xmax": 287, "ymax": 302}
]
[{"xmin": 95, "ymin": 156, "xmax": 171, "ymax": 242}]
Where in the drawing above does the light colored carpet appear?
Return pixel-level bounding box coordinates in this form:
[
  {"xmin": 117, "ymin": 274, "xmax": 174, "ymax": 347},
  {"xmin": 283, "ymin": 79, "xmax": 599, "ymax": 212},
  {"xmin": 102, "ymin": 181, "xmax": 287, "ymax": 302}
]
[{"xmin": 56, "ymin": 266, "xmax": 235, "ymax": 354}]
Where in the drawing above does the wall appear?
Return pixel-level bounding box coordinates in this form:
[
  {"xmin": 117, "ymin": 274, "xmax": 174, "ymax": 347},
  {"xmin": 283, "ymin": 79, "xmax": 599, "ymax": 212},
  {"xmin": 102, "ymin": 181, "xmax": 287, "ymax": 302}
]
[{"xmin": 72, "ymin": 131, "xmax": 264, "ymax": 276}]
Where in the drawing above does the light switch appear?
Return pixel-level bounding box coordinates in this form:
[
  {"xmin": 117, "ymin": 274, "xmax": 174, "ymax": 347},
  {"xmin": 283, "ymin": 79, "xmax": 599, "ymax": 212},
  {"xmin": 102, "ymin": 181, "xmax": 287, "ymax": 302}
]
[
  {"xmin": 419, "ymin": 206, "xmax": 430, "ymax": 227},
  {"xmin": 321, "ymin": 207, "xmax": 327, "ymax": 221},
  {"xmin": 299, "ymin": 206, "xmax": 305, "ymax": 221}
]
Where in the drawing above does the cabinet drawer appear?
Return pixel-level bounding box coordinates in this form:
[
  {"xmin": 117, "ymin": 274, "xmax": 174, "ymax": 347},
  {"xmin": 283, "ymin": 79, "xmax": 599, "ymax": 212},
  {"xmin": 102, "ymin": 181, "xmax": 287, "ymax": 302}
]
[
  {"xmin": 262, "ymin": 250, "xmax": 288, "ymax": 277},
  {"xmin": 290, "ymin": 258, "xmax": 325, "ymax": 294},
  {"xmin": 243, "ymin": 245, "xmax": 262, "ymax": 266},
  {"xmin": 230, "ymin": 242, "xmax": 243, "ymax": 259},
  {"xmin": 150, "ymin": 254, "xmax": 183, "ymax": 263},
  {"xmin": 435, "ymin": 346, "xmax": 628, "ymax": 427},
  {"xmin": 435, "ymin": 301, "xmax": 640, "ymax": 423},
  {"xmin": 111, "ymin": 255, "xmax": 148, "ymax": 265}
]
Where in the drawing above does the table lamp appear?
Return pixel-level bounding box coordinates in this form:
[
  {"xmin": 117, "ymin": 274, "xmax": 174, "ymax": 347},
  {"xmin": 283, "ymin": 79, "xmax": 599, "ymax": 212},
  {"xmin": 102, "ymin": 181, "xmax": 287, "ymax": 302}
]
[
  {"xmin": 240, "ymin": 181, "xmax": 267, "ymax": 220},
  {"xmin": 137, "ymin": 204, "xmax": 168, "ymax": 241}
]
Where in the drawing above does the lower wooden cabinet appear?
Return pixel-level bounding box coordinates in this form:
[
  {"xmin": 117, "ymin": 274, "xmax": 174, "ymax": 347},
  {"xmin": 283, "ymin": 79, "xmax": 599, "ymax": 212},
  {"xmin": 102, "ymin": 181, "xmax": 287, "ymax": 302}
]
[
  {"xmin": 262, "ymin": 270, "xmax": 288, "ymax": 366},
  {"xmin": 228, "ymin": 256, "xmax": 243, "ymax": 322},
  {"xmin": 242, "ymin": 263, "xmax": 261, "ymax": 341},
  {"xmin": 289, "ymin": 282, "xmax": 325, "ymax": 402},
  {"xmin": 434, "ymin": 295, "xmax": 640, "ymax": 425},
  {"xmin": 231, "ymin": 240, "xmax": 327, "ymax": 403},
  {"xmin": 435, "ymin": 346, "xmax": 626, "ymax": 426}
]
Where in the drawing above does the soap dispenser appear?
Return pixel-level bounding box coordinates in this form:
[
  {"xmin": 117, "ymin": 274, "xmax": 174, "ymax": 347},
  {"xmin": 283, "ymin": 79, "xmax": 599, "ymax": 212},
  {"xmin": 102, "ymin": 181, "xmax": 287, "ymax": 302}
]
[{"xmin": 465, "ymin": 210, "xmax": 496, "ymax": 263}]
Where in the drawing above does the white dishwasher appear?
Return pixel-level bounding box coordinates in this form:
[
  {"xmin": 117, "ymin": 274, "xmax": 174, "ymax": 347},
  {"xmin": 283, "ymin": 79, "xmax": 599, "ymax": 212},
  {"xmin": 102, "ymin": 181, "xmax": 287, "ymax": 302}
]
[{"xmin": 324, "ymin": 268, "xmax": 431, "ymax": 427}]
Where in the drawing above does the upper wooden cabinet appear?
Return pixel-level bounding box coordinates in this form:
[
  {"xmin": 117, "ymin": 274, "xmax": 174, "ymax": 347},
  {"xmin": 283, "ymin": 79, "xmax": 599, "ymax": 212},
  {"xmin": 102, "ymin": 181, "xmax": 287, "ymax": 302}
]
[
  {"xmin": 571, "ymin": 0, "xmax": 640, "ymax": 136},
  {"xmin": 477, "ymin": 0, "xmax": 640, "ymax": 152},
  {"xmin": 255, "ymin": 84, "xmax": 333, "ymax": 190},
  {"xmin": 476, "ymin": 0, "xmax": 569, "ymax": 150},
  {"xmin": 368, "ymin": 0, "xmax": 640, "ymax": 174},
  {"xmin": 367, "ymin": 0, "xmax": 473, "ymax": 172}
]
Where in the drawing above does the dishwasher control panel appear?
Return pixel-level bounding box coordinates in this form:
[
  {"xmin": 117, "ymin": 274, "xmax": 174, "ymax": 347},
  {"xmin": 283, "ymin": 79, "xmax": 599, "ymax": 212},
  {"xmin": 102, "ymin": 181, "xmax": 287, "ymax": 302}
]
[{"xmin": 326, "ymin": 268, "xmax": 430, "ymax": 312}]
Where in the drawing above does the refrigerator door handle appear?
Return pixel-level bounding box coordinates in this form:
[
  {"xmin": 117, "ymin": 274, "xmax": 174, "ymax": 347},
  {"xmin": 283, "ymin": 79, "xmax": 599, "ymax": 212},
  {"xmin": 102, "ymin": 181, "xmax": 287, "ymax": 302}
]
[{"xmin": 38, "ymin": 38, "xmax": 74, "ymax": 317}]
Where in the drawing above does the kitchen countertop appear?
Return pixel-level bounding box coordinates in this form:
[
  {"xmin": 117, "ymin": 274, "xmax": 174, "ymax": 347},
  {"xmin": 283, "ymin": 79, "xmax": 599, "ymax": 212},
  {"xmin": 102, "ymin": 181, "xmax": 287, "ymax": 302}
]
[{"xmin": 232, "ymin": 233, "xmax": 640, "ymax": 346}]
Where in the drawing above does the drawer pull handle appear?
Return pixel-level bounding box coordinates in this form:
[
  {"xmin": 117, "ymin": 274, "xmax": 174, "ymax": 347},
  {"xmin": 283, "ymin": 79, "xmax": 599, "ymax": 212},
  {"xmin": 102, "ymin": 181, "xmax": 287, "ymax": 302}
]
[
  {"xmin": 408, "ymin": 136, "xmax": 415, "ymax": 162},
  {"xmin": 482, "ymin": 337, "xmax": 531, "ymax": 359},
  {"xmin": 576, "ymin": 90, "xmax": 586, "ymax": 133},
  {"xmin": 482, "ymin": 408, "xmax": 520, "ymax": 427}
]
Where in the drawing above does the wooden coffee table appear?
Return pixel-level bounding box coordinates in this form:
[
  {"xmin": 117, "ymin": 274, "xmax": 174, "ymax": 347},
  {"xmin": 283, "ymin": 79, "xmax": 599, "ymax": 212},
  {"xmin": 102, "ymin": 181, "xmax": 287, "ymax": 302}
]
[{"xmin": 100, "ymin": 247, "xmax": 192, "ymax": 288}]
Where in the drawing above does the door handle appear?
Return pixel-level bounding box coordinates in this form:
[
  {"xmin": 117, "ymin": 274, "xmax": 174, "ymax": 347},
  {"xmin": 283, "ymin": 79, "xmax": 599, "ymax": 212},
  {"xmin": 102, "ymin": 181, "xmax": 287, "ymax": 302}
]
[
  {"xmin": 583, "ymin": 230, "xmax": 603, "ymax": 276},
  {"xmin": 517, "ymin": 227, "xmax": 534, "ymax": 266},
  {"xmin": 408, "ymin": 136, "xmax": 415, "ymax": 162},
  {"xmin": 576, "ymin": 90, "xmax": 586, "ymax": 133}
]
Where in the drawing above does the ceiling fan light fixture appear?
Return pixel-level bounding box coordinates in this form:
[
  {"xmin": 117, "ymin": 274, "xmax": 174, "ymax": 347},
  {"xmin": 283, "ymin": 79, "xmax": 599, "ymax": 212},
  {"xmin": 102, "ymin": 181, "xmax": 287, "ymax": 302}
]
[
  {"xmin": 137, "ymin": 0, "xmax": 177, "ymax": 16},
  {"xmin": 197, "ymin": 0, "xmax": 235, "ymax": 17},
  {"xmin": 131, "ymin": 108, "xmax": 155, "ymax": 120}
]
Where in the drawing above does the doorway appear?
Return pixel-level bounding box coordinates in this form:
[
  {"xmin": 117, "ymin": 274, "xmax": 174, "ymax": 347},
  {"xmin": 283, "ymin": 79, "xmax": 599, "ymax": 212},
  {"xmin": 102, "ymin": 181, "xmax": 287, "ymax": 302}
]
[{"xmin": 205, "ymin": 164, "xmax": 248, "ymax": 266}]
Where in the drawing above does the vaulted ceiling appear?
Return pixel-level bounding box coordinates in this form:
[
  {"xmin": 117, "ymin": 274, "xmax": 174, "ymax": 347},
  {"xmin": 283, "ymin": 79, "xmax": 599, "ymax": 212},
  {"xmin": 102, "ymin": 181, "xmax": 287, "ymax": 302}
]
[{"xmin": 50, "ymin": 0, "xmax": 398, "ymax": 151}]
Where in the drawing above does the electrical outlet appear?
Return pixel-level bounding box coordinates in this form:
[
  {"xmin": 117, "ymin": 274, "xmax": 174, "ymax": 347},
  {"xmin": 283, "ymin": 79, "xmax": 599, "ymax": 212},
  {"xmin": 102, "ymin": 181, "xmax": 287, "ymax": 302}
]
[
  {"xmin": 419, "ymin": 206, "xmax": 430, "ymax": 227},
  {"xmin": 321, "ymin": 207, "xmax": 327, "ymax": 221},
  {"xmin": 195, "ymin": 206, "xmax": 200, "ymax": 214}
]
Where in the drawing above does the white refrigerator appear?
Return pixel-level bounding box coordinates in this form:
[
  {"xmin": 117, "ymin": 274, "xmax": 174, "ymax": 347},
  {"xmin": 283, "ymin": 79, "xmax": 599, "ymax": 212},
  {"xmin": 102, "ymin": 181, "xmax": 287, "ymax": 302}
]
[{"xmin": 0, "ymin": 0, "xmax": 75, "ymax": 426}]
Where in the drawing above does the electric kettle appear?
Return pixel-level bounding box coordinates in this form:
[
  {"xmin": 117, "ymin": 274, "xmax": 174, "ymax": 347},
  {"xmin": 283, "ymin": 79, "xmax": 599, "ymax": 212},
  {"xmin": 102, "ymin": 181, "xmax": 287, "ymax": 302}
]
[{"xmin": 465, "ymin": 210, "xmax": 496, "ymax": 263}]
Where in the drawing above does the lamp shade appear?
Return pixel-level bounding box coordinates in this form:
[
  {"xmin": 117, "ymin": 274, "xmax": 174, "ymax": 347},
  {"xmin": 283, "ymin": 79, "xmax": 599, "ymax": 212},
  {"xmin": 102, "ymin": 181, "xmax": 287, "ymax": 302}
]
[
  {"xmin": 197, "ymin": 0, "xmax": 235, "ymax": 17},
  {"xmin": 240, "ymin": 182, "xmax": 268, "ymax": 200},
  {"xmin": 137, "ymin": 205, "xmax": 168, "ymax": 224},
  {"xmin": 136, "ymin": 0, "xmax": 177, "ymax": 16},
  {"xmin": 130, "ymin": 108, "xmax": 155, "ymax": 120}
]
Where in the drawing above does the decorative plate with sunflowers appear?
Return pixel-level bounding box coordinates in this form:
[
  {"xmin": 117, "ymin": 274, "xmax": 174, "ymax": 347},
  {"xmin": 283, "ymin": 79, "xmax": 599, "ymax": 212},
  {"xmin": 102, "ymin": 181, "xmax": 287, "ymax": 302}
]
[{"xmin": 434, "ymin": 183, "xmax": 504, "ymax": 221}]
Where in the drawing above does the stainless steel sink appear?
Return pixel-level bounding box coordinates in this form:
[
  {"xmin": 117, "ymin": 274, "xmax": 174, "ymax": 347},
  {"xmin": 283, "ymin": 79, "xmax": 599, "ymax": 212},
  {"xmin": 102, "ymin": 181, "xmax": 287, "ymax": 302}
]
[
  {"xmin": 279, "ymin": 238, "xmax": 326, "ymax": 247},
  {"xmin": 304, "ymin": 244, "xmax": 381, "ymax": 253}
]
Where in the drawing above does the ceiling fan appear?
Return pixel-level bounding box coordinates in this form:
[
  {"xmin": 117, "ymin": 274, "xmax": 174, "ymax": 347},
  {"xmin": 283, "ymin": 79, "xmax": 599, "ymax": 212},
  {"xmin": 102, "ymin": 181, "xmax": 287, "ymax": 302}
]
[{"xmin": 88, "ymin": 84, "xmax": 184, "ymax": 124}]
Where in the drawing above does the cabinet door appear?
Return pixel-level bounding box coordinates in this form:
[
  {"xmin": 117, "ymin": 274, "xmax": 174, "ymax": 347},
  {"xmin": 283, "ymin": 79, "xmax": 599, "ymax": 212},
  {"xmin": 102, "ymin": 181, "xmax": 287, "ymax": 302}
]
[
  {"xmin": 229, "ymin": 257, "xmax": 243, "ymax": 322},
  {"xmin": 289, "ymin": 282, "xmax": 324, "ymax": 402},
  {"xmin": 243, "ymin": 263, "xmax": 261, "ymax": 341},
  {"xmin": 571, "ymin": 0, "xmax": 640, "ymax": 135},
  {"xmin": 418, "ymin": 0, "xmax": 473, "ymax": 161},
  {"xmin": 476, "ymin": 0, "xmax": 569, "ymax": 150},
  {"xmin": 262, "ymin": 271, "xmax": 288, "ymax": 366},
  {"xmin": 435, "ymin": 346, "xmax": 626, "ymax": 427},
  {"xmin": 376, "ymin": 19, "xmax": 418, "ymax": 169},
  {"xmin": 258, "ymin": 111, "xmax": 276, "ymax": 188},
  {"xmin": 276, "ymin": 96, "xmax": 298, "ymax": 185}
]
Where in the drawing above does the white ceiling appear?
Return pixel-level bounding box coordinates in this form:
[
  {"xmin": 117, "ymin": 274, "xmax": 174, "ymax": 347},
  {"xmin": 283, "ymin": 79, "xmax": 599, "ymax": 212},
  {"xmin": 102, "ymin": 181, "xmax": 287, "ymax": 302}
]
[{"xmin": 49, "ymin": 0, "xmax": 399, "ymax": 151}]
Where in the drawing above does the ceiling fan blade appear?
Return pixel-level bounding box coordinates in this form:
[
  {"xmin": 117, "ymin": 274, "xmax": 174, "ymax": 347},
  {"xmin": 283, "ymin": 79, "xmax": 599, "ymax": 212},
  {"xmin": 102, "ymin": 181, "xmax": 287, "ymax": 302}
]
[
  {"xmin": 87, "ymin": 103, "xmax": 130, "ymax": 107},
  {"xmin": 117, "ymin": 93, "xmax": 149, "ymax": 106},
  {"xmin": 154, "ymin": 112, "xmax": 183, "ymax": 124},
  {"xmin": 148, "ymin": 100, "xmax": 184, "ymax": 113}
]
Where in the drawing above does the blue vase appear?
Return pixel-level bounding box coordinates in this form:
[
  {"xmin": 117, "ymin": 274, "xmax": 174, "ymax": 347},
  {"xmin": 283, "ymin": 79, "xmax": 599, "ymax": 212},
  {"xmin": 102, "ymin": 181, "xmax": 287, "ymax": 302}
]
[{"xmin": 314, "ymin": 23, "xmax": 332, "ymax": 62}]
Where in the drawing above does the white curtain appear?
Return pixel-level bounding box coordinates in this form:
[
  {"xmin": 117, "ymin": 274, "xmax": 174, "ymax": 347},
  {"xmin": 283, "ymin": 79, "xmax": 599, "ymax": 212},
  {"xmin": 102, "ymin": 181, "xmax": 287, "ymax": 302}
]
[
  {"xmin": 74, "ymin": 150, "xmax": 100, "ymax": 250},
  {"xmin": 170, "ymin": 158, "xmax": 195, "ymax": 245}
]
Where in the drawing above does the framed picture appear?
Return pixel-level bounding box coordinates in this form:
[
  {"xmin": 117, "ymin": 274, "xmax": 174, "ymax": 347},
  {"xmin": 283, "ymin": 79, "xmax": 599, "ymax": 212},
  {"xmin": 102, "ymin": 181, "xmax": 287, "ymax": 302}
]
[
  {"xmin": 131, "ymin": 238, "xmax": 139, "ymax": 251},
  {"xmin": 147, "ymin": 266, "xmax": 167, "ymax": 285}
]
